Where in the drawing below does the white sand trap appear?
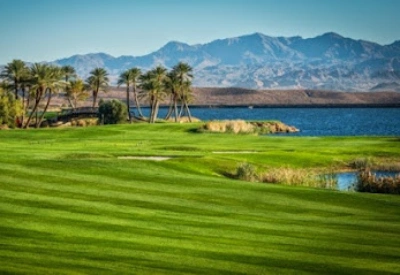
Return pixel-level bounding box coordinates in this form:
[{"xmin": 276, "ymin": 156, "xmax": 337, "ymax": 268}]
[
  {"xmin": 212, "ymin": 151, "xmax": 258, "ymax": 154},
  {"xmin": 118, "ymin": 156, "xmax": 171, "ymax": 161}
]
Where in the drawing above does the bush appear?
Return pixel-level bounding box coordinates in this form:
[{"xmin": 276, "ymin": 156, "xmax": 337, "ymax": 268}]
[
  {"xmin": 0, "ymin": 91, "xmax": 22, "ymax": 128},
  {"xmin": 236, "ymin": 163, "xmax": 258, "ymax": 182},
  {"xmin": 98, "ymin": 99, "xmax": 127, "ymax": 125}
]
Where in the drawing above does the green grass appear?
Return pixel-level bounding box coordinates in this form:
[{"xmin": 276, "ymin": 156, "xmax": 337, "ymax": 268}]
[{"xmin": 1, "ymin": 123, "xmax": 400, "ymax": 274}]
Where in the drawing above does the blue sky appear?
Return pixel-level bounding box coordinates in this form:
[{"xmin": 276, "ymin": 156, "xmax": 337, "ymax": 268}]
[{"xmin": 0, "ymin": 0, "xmax": 399, "ymax": 64}]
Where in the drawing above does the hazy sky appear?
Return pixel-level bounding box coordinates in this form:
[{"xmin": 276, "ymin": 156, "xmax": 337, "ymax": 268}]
[{"xmin": 0, "ymin": 0, "xmax": 399, "ymax": 64}]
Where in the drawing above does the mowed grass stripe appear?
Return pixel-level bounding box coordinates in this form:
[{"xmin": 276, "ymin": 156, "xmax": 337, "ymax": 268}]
[
  {"xmin": 4, "ymin": 172, "xmax": 400, "ymax": 240},
  {"xmin": 3, "ymin": 162, "xmax": 398, "ymax": 220},
  {"xmin": 2, "ymin": 185, "xmax": 400, "ymax": 269}
]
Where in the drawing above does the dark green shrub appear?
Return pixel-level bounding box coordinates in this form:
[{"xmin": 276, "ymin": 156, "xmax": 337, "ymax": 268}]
[
  {"xmin": 0, "ymin": 91, "xmax": 22, "ymax": 128},
  {"xmin": 236, "ymin": 163, "xmax": 258, "ymax": 182},
  {"xmin": 98, "ymin": 99, "xmax": 127, "ymax": 125}
]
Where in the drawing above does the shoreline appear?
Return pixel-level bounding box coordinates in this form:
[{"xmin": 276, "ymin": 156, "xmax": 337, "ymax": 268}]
[{"xmin": 188, "ymin": 103, "xmax": 400, "ymax": 108}]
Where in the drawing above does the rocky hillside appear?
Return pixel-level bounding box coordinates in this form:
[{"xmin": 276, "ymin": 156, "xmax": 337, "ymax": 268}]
[
  {"xmin": 52, "ymin": 32, "xmax": 400, "ymax": 91},
  {"xmin": 97, "ymin": 87, "xmax": 400, "ymax": 107}
]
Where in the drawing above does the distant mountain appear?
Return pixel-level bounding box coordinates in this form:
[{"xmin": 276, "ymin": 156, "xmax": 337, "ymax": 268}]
[{"xmin": 50, "ymin": 32, "xmax": 400, "ymax": 91}]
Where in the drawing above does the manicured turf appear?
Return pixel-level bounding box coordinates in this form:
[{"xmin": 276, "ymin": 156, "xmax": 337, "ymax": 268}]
[{"xmin": 1, "ymin": 124, "xmax": 400, "ymax": 274}]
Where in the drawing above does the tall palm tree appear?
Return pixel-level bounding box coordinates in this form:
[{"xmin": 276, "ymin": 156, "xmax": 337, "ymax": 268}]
[
  {"xmin": 68, "ymin": 79, "xmax": 89, "ymax": 110},
  {"xmin": 178, "ymin": 80, "xmax": 194, "ymax": 120},
  {"xmin": 61, "ymin": 65, "xmax": 77, "ymax": 108},
  {"xmin": 0, "ymin": 59, "xmax": 29, "ymax": 100},
  {"xmin": 118, "ymin": 70, "xmax": 133, "ymax": 122},
  {"xmin": 172, "ymin": 62, "xmax": 194, "ymax": 122},
  {"xmin": 164, "ymin": 71, "xmax": 180, "ymax": 122},
  {"xmin": 86, "ymin": 68, "xmax": 109, "ymax": 108},
  {"xmin": 139, "ymin": 66, "xmax": 168, "ymax": 123},
  {"xmin": 61, "ymin": 65, "xmax": 76, "ymax": 82},
  {"xmin": 24, "ymin": 64, "xmax": 64, "ymax": 128},
  {"xmin": 129, "ymin": 67, "xmax": 143, "ymax": 118},
  {"xmin": 24, "ymin": 63, "xmax": 51, "ymax": 128},
  {"xmin": 36, "ymin": 66, "xmax": 64, "ymax": 127},
  {"xmin": 0, "ymin": 59, "xmax": 29, "ymax": 127}
]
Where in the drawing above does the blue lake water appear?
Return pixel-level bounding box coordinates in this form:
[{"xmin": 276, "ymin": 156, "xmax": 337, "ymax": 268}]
[{"xmin": 134, "ymin": 107, "xmax": 400, "ymax": 136}]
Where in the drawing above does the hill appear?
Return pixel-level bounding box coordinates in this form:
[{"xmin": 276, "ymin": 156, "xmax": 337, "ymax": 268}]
[
  {"xmin": 97, "ymin": 87, "xmax": 400, "ymax": 107},
  {"xmin": 51, "ymin": 32, "xmax": 400, "ymax": 91}
]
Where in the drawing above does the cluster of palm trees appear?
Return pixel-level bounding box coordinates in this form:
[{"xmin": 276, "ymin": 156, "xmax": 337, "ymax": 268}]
[
  {"xmin": 118, "ymin": 62, "xmax": 194, "ymax": 123},
  {"xmin": 0, "ymin": 59, "xmax": 194, "ymax": 128}
]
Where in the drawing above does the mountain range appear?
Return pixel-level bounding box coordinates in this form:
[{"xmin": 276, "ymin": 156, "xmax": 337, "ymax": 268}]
[{"xmin": 53, "ymin": 32, "xmax": 400, "ymax": 91}]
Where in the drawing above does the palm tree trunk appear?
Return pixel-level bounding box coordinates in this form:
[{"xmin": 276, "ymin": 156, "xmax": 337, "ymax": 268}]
[
  {"xmin": 173, "ymin": 95, "xmax": 180, "ymax": 123},
  {"xmin": 24, "ymin": 89, "xmax": 42, "ymax": 129},
  {"xmin": 148, "ymin": 95, "xmax": 154, "ymax": 123},
  {"xmin": 20, "ymin": 85, "xmax": 26, "ymax": 127},
  {"xmin": 164, "ymin": 94, "xmax": 174, "ymax": 120},
  {"xmin": 126, "ymin": 84, "xmax": 131, "ymax": 122},
  {"xmin": 14, "ymin": 78, "xmax": 19, "ymax": 100},
  {"xmin": 92, "ymin": 90, "xmax": 98, "ymax": 108},
  {"xmin": 73, "ymin": 96, "xmax": 77, "ymax": 111},
  {"xmin": 178, "ymin": 101, "xmax": 185, "ymax": 118},
  {"xmin": 67, "ymin": 97, "xmax": 74, "ymax": 109},
  {"xmin": 152, "ymin": 100, "xmax": 160, "ymax": 123},
  {"xmin": 184, "ymin": 100, "xmax": 192, "ymax": 122},
  {"xmin": 133, "ymin": 86, "xmax": 144, "ymax": 117},
  {"xmin": 37, "ymin": 91, "xmax": 53, "ymax": 128}
]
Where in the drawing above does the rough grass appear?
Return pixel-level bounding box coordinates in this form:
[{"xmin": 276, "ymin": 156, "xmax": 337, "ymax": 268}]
[{"xmin": 1, "ymin": 124, "xmax": 400, "ymax": 274}]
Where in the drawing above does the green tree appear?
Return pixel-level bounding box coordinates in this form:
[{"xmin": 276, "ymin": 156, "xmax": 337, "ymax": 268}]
[
  {"xmin": 61, "ymin": 65, "xmax": 77, "ymax": 108},
  {"xmin": 24, "ymin": 64, "xmax": 64, "ymax": 128},
  {"xmin": 98, "ymin": 99, "xmax": 127, "ymax": 124},
  {"xmin": 67, "ymin": 79, "xmax": 89, "ymax": 110},
  {"xmin": 0, "ymin": 59, "xmax": 29, "ymax": 100},
  {"xmin": 117, "ymin": 70, "xmax": 133, "ymax": 122},
  {"xmin": 86, "ymin": 68, "xmax": 109, "ymax": 108},
  {"xmin": 139, "ymin": 66, "xmax": 168, "ymax": 123},
  {"xmin": 0, "ymin": 59, "xmax": 30, "ymax": 127},
  {"xmin": 129, "ymin": 67, "xmax": 143, "ymax": 118},
  {"xmin": 0, "ymin": 83, "xmax": 22, "ymax": 128},
  {"xmin": 171, "ymin": 62, "xmax": 194, "ymax": 122},
  {"xmin": 164, "ymin": 71, "xmax": 180, "ymax": 122}
]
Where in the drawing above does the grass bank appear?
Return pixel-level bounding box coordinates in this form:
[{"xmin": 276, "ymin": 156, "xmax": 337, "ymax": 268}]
[{"xmin": 1, "ymin": 123, "xmax": 400, "ymax": 274}]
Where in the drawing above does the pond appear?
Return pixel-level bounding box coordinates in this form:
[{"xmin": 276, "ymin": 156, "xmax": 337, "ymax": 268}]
[{"xmin": 335, "ymin": 171, "xmax": 400, "ymax": 191}]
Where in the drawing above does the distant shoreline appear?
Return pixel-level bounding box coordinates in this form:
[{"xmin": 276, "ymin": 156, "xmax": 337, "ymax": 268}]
[{"xmin": 188, "ymin": 103, "xmax": 400, "ymax": 108}]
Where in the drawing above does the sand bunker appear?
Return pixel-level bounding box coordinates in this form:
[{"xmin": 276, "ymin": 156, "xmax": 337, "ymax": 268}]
[
  {"xmin": 212, "ymin": 151, "xmax": 257, "ymax": 154},
  {"xmin": 118, "ymin": 156, "xmax": 171, "ymax": 161}
]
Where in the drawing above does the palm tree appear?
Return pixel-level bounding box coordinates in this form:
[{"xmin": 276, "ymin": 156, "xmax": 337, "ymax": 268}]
[
  {"xmin": 24, "ymin": 64, "xmax": 64, "ymax": 128},
  {"xmin": 36, "ymin": 66, "xmax": 64, "ymax": 127},
  {"xmin": 0, "ymin": 59, "xmax": 29, "ymax": 100},
  {"xmin": 172, "ymin": 62, "xmax": 193, "ymax": 122},
  {"xmin": 129, "ymin": 67, "xmax": 143, "ymax": 118},
  {"xmin": 164, "ymin": 71, "xmax": 180, "ymax": 122},
  {"xmin": 61, "ymin": 65, "xmax": 77, "ymax": 108},
  {"xmin": 61, "ymin": 65, "xmax": 76, "ymax": 82},
  {"xmin": 139, "ymin": 66, "xmax": 168, "ymax": 123},
  {"xmin": 68, "ymin": 79, "xmax": 89, "ymax": 110},
  {"xmin": 178, "ymin": 80, "xmax": 194, "ymax": 120},
  {"xmin": 118, "ymin": 70, "xmax": 133, "ymax": 122},
  {"xmin": 86, "ymin": 68, "xmax": 109, "ymax": 108},
  {"xmin": 1, "ymin": 59, "xmax": 29, "ymax": 127},
  {"xmin": 24, "ymin": 63, "xmax": 50, "ymax": 128}
]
